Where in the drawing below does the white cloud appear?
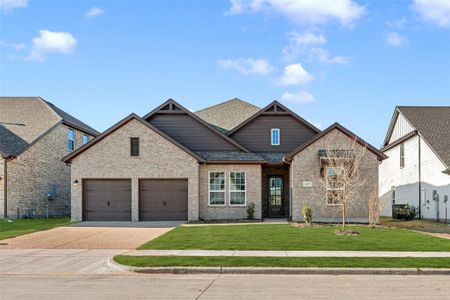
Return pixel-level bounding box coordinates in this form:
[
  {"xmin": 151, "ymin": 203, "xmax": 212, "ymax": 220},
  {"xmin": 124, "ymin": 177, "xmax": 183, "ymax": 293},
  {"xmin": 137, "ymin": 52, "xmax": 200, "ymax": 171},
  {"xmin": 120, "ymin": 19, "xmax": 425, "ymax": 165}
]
[
  {"xmin": 386, "ymin": 32, "xmax": 408, "ymax": 47},
  {"xmin": 307, "ymin": 48, "xmax": 349, "ymax": 64},
  {"xmin": 282, "ymin": 31, "xmax": 326, "ymax": 62},
  {"xmin": 227, "ymin": 0, "xmax": 365, "ymax": 27},
  {"xmin": 0, "ymin": 39, "xmax": 26, "ymax": 50},
  {"xmin": 387, "ymin": 17, "xmax": 407, "ymax": 30},
  {"xmin": 0, "ymin": 0, "xmax": 27, "ymax": 12},
  {"xmin": 276, "ymin": 63, "xmax": 314, "ymax": 86},
  {"xmin": 28, "ymin": 30, "xmax": 77, "ymax": 61},
  {"xmin": 281, "ymin": 90, "xmax": 315, "ymax": 104},
  {"xmin": 412, "ymin": 0, "xmax": 450, "ymax": 28},
  {"xmin": 85, "ymin": 7, "xmax": 104, "ymax": 18},
  {"xmin": 218, "ymin": 58, "xmax": 274, "ymax": 75}
]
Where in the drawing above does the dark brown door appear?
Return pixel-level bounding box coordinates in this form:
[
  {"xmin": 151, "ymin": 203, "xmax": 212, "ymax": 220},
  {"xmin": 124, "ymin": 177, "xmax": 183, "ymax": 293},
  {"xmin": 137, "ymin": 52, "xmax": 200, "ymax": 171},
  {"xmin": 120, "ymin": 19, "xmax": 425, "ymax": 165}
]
[
  {"xmin": 139, "ymin": 179, "xmax": 188, "ymax": 221},
  {"xmin": 268, "ymin": 176, "xmax": 284, "ymax": 217},
  {"xmin": 83, "ymin": 179, "xmax": 132, "ymax": 221}
]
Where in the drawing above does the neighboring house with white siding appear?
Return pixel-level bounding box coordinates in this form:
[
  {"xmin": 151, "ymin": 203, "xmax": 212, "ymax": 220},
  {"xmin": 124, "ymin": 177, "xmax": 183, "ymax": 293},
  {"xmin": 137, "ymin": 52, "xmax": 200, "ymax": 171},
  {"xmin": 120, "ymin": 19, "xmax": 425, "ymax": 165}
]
[
  {"xmin": 379, "ymin": 106, "xmax": 450, "ymax": 223},
  {"xmin": 0, "ymin": 97, "xmax": 98, "ymax": 218}
]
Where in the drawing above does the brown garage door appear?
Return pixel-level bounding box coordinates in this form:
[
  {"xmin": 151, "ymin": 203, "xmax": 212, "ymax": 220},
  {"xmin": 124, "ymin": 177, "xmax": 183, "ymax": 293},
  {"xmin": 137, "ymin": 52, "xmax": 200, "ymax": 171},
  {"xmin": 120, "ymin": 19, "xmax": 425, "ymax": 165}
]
[
  {"xmin": 139, "ymin": 179, "xmax": 188, "ymax": 221},
  {"xmin": 83, "ymin": 179, "xmax": 132, "ymax": 221}
]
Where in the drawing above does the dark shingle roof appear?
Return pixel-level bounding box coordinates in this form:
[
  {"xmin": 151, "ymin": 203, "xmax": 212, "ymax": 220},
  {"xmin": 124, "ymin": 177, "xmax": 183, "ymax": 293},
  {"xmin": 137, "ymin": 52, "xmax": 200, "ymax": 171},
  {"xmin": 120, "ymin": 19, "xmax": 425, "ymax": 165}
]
[
  {"xmin": 195, "ymin": 98, "xmax": 260, "ymax": 131},
  {"xmin": 398, "ymin": 106, "xmax": 450, "ymax": 167},
  {"xmin": 194, "ymin": 151, "xmax": 266, "ymax": 162},
  {"xmin": 45, "ymin": 101, "xmax": 99, "ymax": 136},
  {"xmin": 256, "ymin": 152, "xmax": 289, "ymax": 163},
  {"xmin": 0, "ymin": 124, "xmax": 29, "ymax": 157}
]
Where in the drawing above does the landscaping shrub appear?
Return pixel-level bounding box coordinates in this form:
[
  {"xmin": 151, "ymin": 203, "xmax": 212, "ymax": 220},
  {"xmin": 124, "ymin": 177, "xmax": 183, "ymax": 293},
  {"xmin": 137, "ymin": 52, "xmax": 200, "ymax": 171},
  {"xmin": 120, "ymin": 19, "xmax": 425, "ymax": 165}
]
[
  {"xmin": 246, "ymin": 203, "xmax": 256, "ymax": 220},
  {"xmin": 302, "ymin": 204, "xmax": 312, "ymax": 225},
  {"xmin": 393, "ymin": 204, "xmax": 417, "ymax": 221}
]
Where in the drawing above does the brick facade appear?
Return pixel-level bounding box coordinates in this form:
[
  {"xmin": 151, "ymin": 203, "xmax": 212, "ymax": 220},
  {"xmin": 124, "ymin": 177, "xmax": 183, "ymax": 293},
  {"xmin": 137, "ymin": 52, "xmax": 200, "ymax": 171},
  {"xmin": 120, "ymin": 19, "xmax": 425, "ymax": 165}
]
[
  {"xmin": 2, "ymin": 124, "xmax": 90, "ymax": 218},
  {"xmin": 199, "ymin": 164, "xmax": 262, "ymax": 220},
  {"xmin": 291, "ymin": 129, "xmax": 379, "ymax": 223},
  {"xmin": 70, "ymin": 119, "xmax": 200, "ymax": 221}
]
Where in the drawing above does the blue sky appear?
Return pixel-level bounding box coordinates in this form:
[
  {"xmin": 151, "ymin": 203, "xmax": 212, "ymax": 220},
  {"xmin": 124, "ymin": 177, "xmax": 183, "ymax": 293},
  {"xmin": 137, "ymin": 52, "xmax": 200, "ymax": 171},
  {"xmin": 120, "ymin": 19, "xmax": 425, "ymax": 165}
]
[{"xmin": 1, "ymin": 0, "xmax": 449, "ymax": 146}]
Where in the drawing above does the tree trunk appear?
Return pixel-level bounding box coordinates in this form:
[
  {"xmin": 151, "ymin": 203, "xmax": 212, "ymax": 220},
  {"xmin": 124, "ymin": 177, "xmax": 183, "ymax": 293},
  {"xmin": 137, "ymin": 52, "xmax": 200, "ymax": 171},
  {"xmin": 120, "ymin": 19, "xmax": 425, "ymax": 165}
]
[{"xmin": 342, "ymin": 203, "xmax": 346, "ymax": 231}]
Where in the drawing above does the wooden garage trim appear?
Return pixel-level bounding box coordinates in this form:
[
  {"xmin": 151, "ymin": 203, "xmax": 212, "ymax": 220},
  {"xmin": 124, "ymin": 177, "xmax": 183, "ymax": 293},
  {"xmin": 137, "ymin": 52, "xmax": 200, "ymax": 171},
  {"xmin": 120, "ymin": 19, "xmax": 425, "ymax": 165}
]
[{"xmin": 82, "ymin": 178, "xmax": 132, "ymax": 221}]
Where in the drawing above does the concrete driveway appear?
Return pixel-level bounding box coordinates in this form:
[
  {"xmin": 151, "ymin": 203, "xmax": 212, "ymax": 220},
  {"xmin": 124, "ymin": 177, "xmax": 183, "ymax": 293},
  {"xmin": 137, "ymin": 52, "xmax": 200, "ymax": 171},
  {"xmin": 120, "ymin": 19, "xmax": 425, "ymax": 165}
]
[{"xmin": 0, "ymin": 221, "xmax": 181, "ymax": 250}]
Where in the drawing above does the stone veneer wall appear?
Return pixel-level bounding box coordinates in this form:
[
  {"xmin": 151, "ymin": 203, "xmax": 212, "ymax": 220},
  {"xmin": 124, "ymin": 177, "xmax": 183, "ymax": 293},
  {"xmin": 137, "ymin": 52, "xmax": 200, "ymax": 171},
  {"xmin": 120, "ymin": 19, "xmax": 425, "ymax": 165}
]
[
  {"xmin": 199, "ymin": 164, "xmax": 262, "ymax": 220},
  {"xmin": 291, "ymin": 129, "xmax": 379, "ymax": 223},
  {"xmin": 70, "ymin": 119, "xmax": 200, "ymax": 221},
  {"xmin": 3, "ymin": 124, "xmax": 89, "ymax": 218}
]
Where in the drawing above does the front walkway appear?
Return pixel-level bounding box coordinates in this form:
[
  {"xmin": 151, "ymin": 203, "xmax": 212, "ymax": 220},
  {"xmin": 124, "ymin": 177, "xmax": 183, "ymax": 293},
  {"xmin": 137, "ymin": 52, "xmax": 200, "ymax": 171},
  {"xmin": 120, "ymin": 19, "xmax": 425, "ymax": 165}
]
[{"xmin": 125, "ymin": 249, "xmax": 450, "ymax": 258}]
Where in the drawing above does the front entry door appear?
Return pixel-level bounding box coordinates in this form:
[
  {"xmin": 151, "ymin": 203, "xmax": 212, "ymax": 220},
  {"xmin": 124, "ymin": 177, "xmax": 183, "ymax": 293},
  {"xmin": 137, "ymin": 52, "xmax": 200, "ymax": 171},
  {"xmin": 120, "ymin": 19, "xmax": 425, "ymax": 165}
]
[{"xmin": 268, "ymin": 176, "xmax": 284, "ymax": 217}]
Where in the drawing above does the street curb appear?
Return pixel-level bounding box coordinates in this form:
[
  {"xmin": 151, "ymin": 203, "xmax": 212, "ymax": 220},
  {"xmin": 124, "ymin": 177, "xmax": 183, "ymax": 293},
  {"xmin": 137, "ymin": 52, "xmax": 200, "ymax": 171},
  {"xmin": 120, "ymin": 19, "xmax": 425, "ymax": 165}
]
[{"xmin": 107, "ymin": 258, "xmax": 450, "ymax": 275}]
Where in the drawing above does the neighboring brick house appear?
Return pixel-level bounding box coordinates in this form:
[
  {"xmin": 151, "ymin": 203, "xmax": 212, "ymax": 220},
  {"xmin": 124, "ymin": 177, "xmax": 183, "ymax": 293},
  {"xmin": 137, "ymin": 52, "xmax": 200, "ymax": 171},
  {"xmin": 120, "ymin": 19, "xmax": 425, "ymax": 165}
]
[
  {"xmin": 380, "ymin": 106, "xmax": 450, "ymax": 223},
  {"xmin": 64, "ymin": 98, "xmax": 385, "ymax": 222},
  {"xmin": 0, "ymin": 97, "xmax": 98, "ymax": 218}
]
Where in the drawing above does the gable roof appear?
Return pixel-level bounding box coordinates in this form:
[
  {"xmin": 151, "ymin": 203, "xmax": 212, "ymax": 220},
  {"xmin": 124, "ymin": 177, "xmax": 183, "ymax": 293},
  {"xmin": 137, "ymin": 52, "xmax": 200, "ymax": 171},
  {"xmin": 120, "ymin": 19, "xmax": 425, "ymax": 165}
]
[
  {"xmin": 63, "ymin": 113, "xmax": 204, "ymax": 163},
  {"xmin": 143, "ymin": 99, "xmax": 250, "ymax": 152},
  {"xmin": 0, "ymin": 97, "xmax": 98, "ymax": 158},
  {"xmin": 0, "ymin": 124, "xmax": 29, "ymax": 158},
  {"xmin": 384, "ymin": 106, "xmax": 450, "ymax": 168},
  {"xmin": 44, "ymin": 100, "xmax": 99, "ymax": 136},
  {"xmin": 195, "ymin": 98, "xmax": 260, "ymax": 131},
  {"xmin": 285, "ymin": 122, "xmax": 387, "ymax": 161},
  {"xmin": 227, "ymin": 100, "xmax": 321, "ymax": 136}
]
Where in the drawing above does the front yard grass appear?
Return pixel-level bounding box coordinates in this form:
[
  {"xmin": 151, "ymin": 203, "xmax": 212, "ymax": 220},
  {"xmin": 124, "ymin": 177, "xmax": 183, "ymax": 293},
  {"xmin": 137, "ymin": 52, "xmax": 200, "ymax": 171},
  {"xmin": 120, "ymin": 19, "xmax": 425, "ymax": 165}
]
[
  {"xmin": 138, "ymin": 224, "xmax": 450, "ymax": 252},
  {"xmin": 114, "ymin": 255, "xmax": 450, "ymax": 269},
  {"xmin": 0, "ymin": 217, "xmax": 73, "ymax": 240}
]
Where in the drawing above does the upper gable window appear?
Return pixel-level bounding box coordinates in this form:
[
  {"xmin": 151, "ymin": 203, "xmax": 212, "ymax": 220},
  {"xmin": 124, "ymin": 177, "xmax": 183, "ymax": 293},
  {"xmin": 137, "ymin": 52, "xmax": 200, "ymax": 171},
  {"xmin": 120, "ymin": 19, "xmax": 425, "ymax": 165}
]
[
  {"xmin": 271, "ymin": 128, "xmax": 280, "ymax": 146},
  {"xmin": 68, "ymin": 128, "xmax": 74, "ymax": 151},
  {"xmin": 130, "ymin": 137, "xmax": 140, "ymax": 157},
  {"xmin": 82, "ymin": 134, "xmax": 89, "ymax": 145}
]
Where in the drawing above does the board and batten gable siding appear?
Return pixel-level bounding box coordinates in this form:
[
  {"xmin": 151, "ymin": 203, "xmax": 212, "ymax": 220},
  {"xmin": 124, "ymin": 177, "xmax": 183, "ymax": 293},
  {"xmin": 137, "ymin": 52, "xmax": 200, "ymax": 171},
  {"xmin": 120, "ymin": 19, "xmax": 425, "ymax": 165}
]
[
  {"xmin": 229, "ymin": 115, "xmax": 318, "ymax": 153},
  {"xmin": 147, "ymin": 114, "xmax": 240, "ymax": 151},
  {"xmin": 389, "ymin": 113, "xmax": 415, "ymax": 144},
  {"xmin": 70, "ymin": 118, "xmax": 200, "ymax": 221},
  {"xmin": 199, "ymin": 164, "xmax": 262, "ymax": 220},
  {"xmin": 290, "ymin": 129, "xmax": 379, "ymax": 223}
]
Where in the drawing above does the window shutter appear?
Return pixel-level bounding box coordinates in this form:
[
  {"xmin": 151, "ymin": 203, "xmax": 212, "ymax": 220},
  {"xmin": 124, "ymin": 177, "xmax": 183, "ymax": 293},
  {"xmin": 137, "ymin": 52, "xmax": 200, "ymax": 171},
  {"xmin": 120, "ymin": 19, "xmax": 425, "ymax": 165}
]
[{"xmin": 130, "ymin": 137, "xmax": 140, "ymax": 156}]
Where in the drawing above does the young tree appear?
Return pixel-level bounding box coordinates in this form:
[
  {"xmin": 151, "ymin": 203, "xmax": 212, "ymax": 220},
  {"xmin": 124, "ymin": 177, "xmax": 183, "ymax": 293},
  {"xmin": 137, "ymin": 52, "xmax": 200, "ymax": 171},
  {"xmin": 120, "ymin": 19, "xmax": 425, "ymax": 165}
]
[{"xmin": 315, "ymin": 137, "xmax": 367, "ymax": 231}]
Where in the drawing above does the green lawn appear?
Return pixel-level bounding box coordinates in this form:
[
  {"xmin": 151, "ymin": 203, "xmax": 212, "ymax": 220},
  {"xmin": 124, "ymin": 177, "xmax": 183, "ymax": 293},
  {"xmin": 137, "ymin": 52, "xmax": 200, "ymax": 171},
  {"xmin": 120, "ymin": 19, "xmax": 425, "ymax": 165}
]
[
  {"xmin": 114, "ymin": 255, "xmax": 450, "ymax": 269},
  {"xmin": 139, "ymin": 224, "xmax": 450, "ymax": 252},
  {"xmin": 0, "ymin": 217, "xmax": 73, "ymax": 240}
]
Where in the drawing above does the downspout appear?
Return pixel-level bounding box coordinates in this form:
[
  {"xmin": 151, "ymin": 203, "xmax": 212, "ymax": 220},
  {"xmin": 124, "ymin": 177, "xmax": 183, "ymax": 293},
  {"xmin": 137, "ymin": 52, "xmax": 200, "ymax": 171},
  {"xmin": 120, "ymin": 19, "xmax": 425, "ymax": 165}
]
[
  {"xmin": 418, "ymin": 135, "xmax": 422, "ymax": 219},
  {"xmin": 3, "ymin": 158, "xmax": 7, "ymax": 218},
  {"xmin": 283, "ymin": 156, "xmax": 292, "ymax": 221}
]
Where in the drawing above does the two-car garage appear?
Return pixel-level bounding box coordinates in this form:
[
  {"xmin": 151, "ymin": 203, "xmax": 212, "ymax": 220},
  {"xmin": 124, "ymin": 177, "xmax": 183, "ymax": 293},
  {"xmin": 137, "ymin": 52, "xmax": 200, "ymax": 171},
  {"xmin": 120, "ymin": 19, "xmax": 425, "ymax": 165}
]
[{"xmin": 83, "ymin": 179, "xmax": 188, "ymax": 221}]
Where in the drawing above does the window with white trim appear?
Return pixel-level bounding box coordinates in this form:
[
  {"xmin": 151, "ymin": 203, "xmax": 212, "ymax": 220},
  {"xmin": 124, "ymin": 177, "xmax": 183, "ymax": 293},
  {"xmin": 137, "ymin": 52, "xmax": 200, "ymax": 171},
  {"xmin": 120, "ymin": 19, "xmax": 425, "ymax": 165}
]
[
  {"xmin": 230, "ymin": 172, "xmax": 246, "ymax": 206},
  {"xmin": 271, "ymin": 128, "xmax": 280, "ymax": 146},
  {"xmin": 209, "ymin": 172, "xmax": 225, "ymax": 205},
  {"xmin": 68, "ymin": 128, "xmax": 74, "ymax": 151},
  {"xmin": 400, "ymin": 142, "xmax": 405, "ymax": 168},
  {"xmin": 326, "ymin": 167, "xmax": 344, "ymax": 205},
  {"xmin": 82, "ymin": 134, "xmax": 89, "ymax": 145}
]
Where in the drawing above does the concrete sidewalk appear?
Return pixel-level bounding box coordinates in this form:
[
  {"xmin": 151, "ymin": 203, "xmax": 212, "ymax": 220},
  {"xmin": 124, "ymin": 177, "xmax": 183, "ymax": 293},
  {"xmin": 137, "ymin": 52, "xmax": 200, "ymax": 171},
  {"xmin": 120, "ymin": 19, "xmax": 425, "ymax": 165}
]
[{"xmin": 125, "ymin": 249, "xmax": 450, "ymax": 258}]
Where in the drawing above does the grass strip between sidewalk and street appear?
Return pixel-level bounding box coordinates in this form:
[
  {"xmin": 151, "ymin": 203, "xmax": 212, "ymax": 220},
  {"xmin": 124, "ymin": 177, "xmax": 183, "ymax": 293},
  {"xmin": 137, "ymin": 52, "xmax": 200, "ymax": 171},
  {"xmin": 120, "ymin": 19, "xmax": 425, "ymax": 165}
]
[
  {"xmin": 0, "ymin": 217, "xmax": 74, "ymax": 240},
  {"xmin": 114, "ymin": 255, "xmax": 450, "ymax": 269}
]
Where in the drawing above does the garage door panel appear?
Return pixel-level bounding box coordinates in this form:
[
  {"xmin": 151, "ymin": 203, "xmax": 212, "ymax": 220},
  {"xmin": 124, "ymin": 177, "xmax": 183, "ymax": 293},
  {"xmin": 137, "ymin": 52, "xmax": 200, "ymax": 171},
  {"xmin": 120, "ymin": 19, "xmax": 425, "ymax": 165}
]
[
  {"xmin": 139, "ymin": 179, "xmax": 188, "ymax": 221},
  {"xmin": 83, "ymin": 179, "xmax": 132, "ymax": 221}
]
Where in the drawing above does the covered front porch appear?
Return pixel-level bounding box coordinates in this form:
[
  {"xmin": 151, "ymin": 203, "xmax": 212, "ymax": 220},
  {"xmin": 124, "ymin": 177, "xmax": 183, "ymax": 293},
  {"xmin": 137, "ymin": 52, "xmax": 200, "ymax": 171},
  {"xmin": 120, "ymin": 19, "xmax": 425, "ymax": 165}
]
[{"xmin": 261, "ymin": 163, "xmax": 290, "ymax": 219}]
